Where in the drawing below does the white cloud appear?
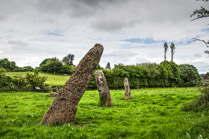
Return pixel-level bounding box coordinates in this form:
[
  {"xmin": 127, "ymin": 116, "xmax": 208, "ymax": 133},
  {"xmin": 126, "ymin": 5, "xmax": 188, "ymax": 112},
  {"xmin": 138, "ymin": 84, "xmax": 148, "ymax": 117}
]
[{"xmin": 0, "ymin": 0, "xmax": 208, "ymax": 73}]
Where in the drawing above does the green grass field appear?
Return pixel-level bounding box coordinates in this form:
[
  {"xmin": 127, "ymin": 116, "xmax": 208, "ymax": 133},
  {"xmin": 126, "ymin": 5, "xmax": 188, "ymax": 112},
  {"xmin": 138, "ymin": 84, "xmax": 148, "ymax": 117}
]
[
  {"xmin": 6, "ymin": 72, "xmax": 70, "ymax": 86},
  {"xmin": 0, "ymin": 88, "xmax": 208, "ymax": 138}
]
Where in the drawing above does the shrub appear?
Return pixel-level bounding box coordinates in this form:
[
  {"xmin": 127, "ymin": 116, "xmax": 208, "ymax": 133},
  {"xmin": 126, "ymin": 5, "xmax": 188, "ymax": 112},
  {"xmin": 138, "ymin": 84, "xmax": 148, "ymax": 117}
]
[
  {"xmin": 183, "ymin": 82, "xmax": 209, "ymax": 112},
  {"xmin": 0, "ymin": 68, "xmax": 12, "ymax": 87},
  {"xmin": 0, "ymin": 70, "xmax": 50, "ymax": 92}
]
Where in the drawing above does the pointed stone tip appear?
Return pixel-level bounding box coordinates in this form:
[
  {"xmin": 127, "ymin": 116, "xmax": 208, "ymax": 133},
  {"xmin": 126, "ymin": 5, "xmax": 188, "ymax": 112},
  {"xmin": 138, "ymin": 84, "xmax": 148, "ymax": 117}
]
[
  {"xmin": 92, "ymin": 43, "xmax": 104, "ymax": 54},
  {"xmin": 94, "ymin": 43, "xmax": 104, "ymax": 49}
]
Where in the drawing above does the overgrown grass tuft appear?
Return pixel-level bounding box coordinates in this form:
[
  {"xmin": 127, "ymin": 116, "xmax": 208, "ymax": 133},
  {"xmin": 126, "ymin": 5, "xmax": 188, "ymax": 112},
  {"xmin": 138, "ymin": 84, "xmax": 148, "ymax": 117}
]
[{"xmin": 0, "ymin": 88, "xmax": 209, "ymax": 138}]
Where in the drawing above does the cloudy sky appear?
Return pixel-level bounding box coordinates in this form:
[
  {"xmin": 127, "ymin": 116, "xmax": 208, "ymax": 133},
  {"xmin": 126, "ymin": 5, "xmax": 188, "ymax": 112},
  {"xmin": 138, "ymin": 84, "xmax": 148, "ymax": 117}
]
[{"xmin": 0, "ymin": 0, "xmax": 208, "ymax": 73}]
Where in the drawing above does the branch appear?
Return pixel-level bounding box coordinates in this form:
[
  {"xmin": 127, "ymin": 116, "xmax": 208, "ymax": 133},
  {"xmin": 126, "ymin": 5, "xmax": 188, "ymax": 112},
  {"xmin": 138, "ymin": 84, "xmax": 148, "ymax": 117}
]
[
  {"xmin": 196, "ymin": 0, "xmax": 209, "ymax": 1},
  {"xmin": 191, "ymin": 7, "xmax": 209, "ymax": 21},
  {"xmin": 191, "ymin": 38, "xmax": 209, "ymax": 47}
]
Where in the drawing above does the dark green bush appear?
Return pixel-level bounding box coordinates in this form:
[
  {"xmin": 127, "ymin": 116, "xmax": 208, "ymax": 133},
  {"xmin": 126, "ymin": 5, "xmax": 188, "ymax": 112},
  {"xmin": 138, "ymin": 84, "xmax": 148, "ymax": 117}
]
[{"xmin": 0, "ymin": 70, "xmax": 50, "ymax": 92}]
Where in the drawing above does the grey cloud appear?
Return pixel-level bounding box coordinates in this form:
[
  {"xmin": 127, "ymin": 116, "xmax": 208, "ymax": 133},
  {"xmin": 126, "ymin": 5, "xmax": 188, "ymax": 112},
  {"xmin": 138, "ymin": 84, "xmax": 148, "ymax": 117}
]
[
  {"xmin": 36, "ymin": 0, "xmax": 70, "ymax": 14},
  {"xmin": 8, "ymin": 40, "xmax": 29, "ymax": 47},
  {"xmin": 7, "ymin": 40, "xmax": 31, "ymax": 54},
  {"xmin": 92, "ymin": 19, "xmax": 137, "ymax": 32},
  {"xmin": 0, "ymin": 13, "xmax": 6, "ymax": 21},
  {"xmin": 194, "ymin": 54, "xmax": 202, "ymax": 57},
  {"xmin": 36, "ymin": 0, "xmax": 126, "ymax": 17},
  {"xmin": 0, "ymin": 0, "xmax": 37, "ymax": 16},
  {"xmin": 93, "ymin": 21, "xmax": 126, "ymax": 32},
  {"xmin": 73, "ymin": 0, "xmax": 123, "ymax": 7}
]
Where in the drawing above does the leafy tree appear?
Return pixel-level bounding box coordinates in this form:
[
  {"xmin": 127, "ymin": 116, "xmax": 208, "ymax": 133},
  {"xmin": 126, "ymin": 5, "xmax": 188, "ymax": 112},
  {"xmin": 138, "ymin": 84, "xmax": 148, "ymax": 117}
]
[
  {"xmin": 0, "ymin": 58, "xmax": 16, "ymax": 71},
  {"xmin": 138, "ymin": 63, "xmax": 164, "ymax": 87},
  {"xmin": 39, "ymin": 58, "xmax": 51, "ymax": 67},
  {"xmin": 41, "ymin": 60, "xmax": 63, "ymax": 74},
  {"xmin": 40, "ymin": 57, "xmax": 75, "ymax": 74},
  {"xmin": 160, "ymin": 61, "xmax": 181, "ymax": 87},
  {"xmin": 62, "ymin": 54, "xmax": 75, "ymax": 66},
  {"xmin": 170, "ymin": 42, "xmax": 175, "ymax": 62},
  {"xmin": 105, "ymin": 62, "xmax": 111, "ymax": 70},
  {"xmin": 40, "ymin": 57, "xmax": 62, "ymax": 74},
  {"xmin": 23, "ymin": 66, "xmax": 34, "ymax": 72},
  {"xmin": 179, "ymin": 64, "xmax": 201, "ymax": 86},
  {"xmin": 164, "ymin": 42, "xmax": 168, "ymax": 61},
  {"xmin": 204, "ymin": 72, "xmax": 209, "ymax": 79}
]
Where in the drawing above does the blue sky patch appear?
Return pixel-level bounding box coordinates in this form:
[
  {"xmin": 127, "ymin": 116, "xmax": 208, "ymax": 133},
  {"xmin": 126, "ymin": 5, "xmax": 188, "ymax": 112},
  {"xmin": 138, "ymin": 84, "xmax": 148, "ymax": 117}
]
[
  {"xmin": 122, "ymin": 38, "xmax": 189, "ymax": 46},
  {"xmin": 201, "ymin": 28, "xmax": 209, "ymax": 32},
  {"xmin": 121, "ymin": 38, "xmax": 164, "ymax": 44},
  {"xmin": 44, "ymin": 30, "xmax": 64, "ymax": 36}
]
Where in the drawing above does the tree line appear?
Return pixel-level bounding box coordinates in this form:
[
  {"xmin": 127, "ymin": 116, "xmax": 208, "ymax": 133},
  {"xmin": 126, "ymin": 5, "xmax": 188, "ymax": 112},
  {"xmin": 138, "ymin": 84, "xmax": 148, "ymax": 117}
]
[
  {"xmin": 0, "ymin": 58, "xmax": 33, "ymax": 72},
  {"xmin": 0, "ymin": 54, "xmax": 76, "ymax": 75},
  {"xmin": 88, "ymin": 61, "xmax": 201, "ymax": 89}
]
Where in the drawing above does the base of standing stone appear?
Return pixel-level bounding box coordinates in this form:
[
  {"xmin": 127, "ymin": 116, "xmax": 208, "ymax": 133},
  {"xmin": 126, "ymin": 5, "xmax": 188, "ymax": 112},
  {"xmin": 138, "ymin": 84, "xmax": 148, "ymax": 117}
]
[
  {"xmin": 105, "ymin": 98, "xmax": 112, "ymax": 106},
  {"xmin": 125, "ymin": 96, "xmax": 131, "ymax": 100}
]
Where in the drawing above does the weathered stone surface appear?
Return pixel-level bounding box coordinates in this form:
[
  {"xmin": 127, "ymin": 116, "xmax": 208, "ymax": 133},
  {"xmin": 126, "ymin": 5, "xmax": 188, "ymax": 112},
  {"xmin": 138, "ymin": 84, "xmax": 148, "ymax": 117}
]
[
  {"xmin": 124, "ymin": 77, "xmax": 131, "ymax": 100},
  {"xmin": 95, "ymin": 70, "xmax": 112, "ymax": 106},
  {"xmin": 41, "ymin": 43, "xmax": 104, "ymax": 125}
]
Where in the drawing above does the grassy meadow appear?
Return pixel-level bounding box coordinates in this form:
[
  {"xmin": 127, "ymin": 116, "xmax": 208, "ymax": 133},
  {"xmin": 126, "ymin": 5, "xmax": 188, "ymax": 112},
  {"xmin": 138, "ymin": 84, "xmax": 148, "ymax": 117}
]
[{"xmin": 0, "ymin": 87, "xmax": 209, "ymax": 138}]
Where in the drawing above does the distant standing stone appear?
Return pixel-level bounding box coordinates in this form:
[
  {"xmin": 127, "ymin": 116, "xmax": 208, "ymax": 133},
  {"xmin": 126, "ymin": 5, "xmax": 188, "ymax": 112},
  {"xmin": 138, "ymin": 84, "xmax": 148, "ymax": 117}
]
[
  {"xmin": 124, "ymin": 77, "xmax": 131, "ymax": 100},
  {"xmin": 41, "ymin": 43, "xmax": 104, "ymax": 125},
  {"xmin": 95, "ymin": 70, "xmax": 112, "ymax": 106}
]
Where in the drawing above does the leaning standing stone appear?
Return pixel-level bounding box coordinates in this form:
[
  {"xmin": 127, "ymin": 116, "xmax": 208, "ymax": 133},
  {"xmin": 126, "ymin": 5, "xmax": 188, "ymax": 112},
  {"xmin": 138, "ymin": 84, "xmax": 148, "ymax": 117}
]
[
  {"xmin": 41, "ymin": 43, "xmax": 104, "ymax": 125},
  {"xmin": 95, "ymin": 70, "xmax": 112, "ymax": 106},
  {"xmin": 124, "ymin": 77, "xmax": 131, "ymax": 100}
]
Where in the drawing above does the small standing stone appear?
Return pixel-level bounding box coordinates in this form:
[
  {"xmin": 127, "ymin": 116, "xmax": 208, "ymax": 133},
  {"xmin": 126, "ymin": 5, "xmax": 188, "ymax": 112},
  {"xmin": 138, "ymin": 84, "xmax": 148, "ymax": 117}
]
[
  {"xmin": 41, "ymin": 43, "xmax": 104, "ymax": 125},
  {"xmin": 95, "ymin": 70, "xmax": 112, "ymax": 106},
  {"xmin": 124, "ymin": 77, "xmax": 131, "ymax": 100}
]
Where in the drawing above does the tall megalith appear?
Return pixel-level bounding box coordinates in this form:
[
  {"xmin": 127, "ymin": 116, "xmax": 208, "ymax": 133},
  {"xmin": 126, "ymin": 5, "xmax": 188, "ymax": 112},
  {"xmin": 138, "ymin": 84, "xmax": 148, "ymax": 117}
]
[
  {"xmin": 95, "ymin": 70, "xmax": 112, "ymax": 106},
  {"xmin": 41, "ymin": 43, "xmax": 104, "ymax": 125},
  {"xmin": 124, "ymin": 77, "xmax": 131, "ymax": 100}
]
